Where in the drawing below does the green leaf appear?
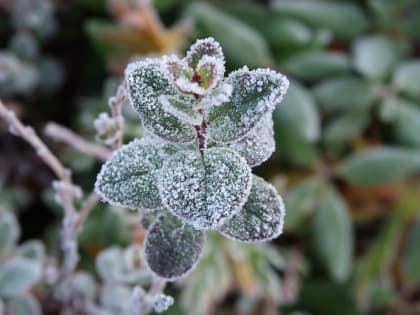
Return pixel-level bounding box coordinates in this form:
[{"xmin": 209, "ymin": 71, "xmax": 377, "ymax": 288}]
[
  {"xmin": 0, "ymin": 258, "xmax": 42, "ymax": 298},
  {"xmin": 160, "ymin": 94, "xmax": 202, "ymax": 125},
  {"xmin": 324, "ymin": 109, "xmax": 369, "ymax": 147},
  {"xmin": 71, "ymin": 272, "xmax": 97, "ymax": 300},
  {"xmin": 144, "ymin": 214, "xmax": 205, "ymax": 280},
  {"xmin": 100, "ymin": 284, "xmax": 132, "ymax": 314},
  {"xmin": 185, "ymin": 2, "xmax": 272, "ymax": 67},
  {"xmin": 125, "ymin": 59, "xmax": 196, "ymax": 143},
  {"xmin": 227, "ymin": 114, "xmax": 275, "ymax": 167},
  {"xmin": 217, "ymin": 3, "xmax": 312, "ymax": 48},
  {"xmin": 393, "ymin": 60, "xmax": 420, "ymax": 100},
  {"xmin": 313, "ymin": 76, "xmax": 376, "ymax": 112},
  {"xmin": 271, "ymin": 0, "xmax": 368, "ymax": 38},
  {"xmin": 16, "ymin": 241, "xmax": 45, "ymax": 264},
  {"xmin": 219, "ymin": 176, "xmax": 285, "ymax": 242},
  {"xmin": 95, "ymin": 139, "xmax": 179, "ymax": 210},
  {"xmin": 402, "ymin": 221, "xmax": 420, "ymax": 289},
  {"xmin": 353, "ymin": 35, "xmax": 398, "ymax": 81},
  {"xmin": 0, "ymin": 211, "xmax": 20, "ymax": 254},
  {"xmin": 284, "ymin": 177, "xmax": 322, "ymax": 231},
  {"xmin": 283, "ymin": 50, "xmax": 351, "ymax": 81},
  {"xmin": 159, "ymin": 147, "xmax": 252, "ymax": 230},
  {"xmin": 312, "ymin": 189, "xmax": 353, "ymax": 282},
  {"xmin": 338, "ymin": 147, "xmax": 420, "ymax": 185},
  {"xmin": 273, "ymin": 81, "xmax": 320, "ymax": 142},
  {"xmin": 206, "ymin": 67, "xmax": 289, "ymax": 143},
  {"xmin": 185, "ymin": 37, "xmax": 225, "ymax": 69},
  {"xmin": 381, "ymin": 98, "xmax": 420, "ymax": 147},
  {"xmin": 7, "ymin": 294, "xmax": 41, "ymax": 315}
]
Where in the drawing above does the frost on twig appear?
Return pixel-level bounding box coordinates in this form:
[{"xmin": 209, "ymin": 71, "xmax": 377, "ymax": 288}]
[{"xmin": 96, "ymin": 37, "xmax": 290, "ymax": 294}]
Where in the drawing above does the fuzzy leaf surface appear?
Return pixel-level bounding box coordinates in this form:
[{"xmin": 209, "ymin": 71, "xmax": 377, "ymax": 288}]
[
  {"xmin": 125, "ymin": 59, "xmax": 196, "ymax": 143},
  {"xmin": 206, "ymin": 67, "xmax": 289, "ymax": 143},
  {"xmin": 159, "ymin": 147, "xmax": 252, "ymax": 229},
  {"xmin": 7, "ymin": 294, "xmax": 41, "ymax": 315},
  {"xmin": 144, "ymin": 214, "xmax": 205, "ymax": 280},
  {"xmin": 219, "ymin": 176, "xmax": 285, "ymax": 242}
]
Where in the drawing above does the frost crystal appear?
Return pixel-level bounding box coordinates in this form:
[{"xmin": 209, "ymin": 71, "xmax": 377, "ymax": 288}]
[
  {"xmin": 228, "ymin": 114, "xmax": 275, "ymax": 167},
  {"xmin": 95, "ymin": 139, "xmax": 179, "ymax": 210},
  {"xmin": 206, "ymin": 67, "xmax": 289, "ymax": 143},
  {"xmin": 125, "ymin": 59, "xmax": 196, "ymax": 143},
  {"xmin": 219, "ymin": 176, "xmax": 285, "ymax": 242},
  {"xmin": 158, "ymin": 147, "xmax": 252, "ymax": 230},
  {"xmin": 96, "ymin": 37, "xmax": 290, "ymax": 282}
]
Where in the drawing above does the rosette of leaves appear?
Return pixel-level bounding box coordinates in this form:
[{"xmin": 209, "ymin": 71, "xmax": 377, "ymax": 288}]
[{"xmin": 95, "ymin": 38, "xmax": 289, "ymax": 280}]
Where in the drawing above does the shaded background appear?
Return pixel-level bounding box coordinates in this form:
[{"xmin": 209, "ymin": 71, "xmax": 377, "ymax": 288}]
[{"xmin": 1, "ymin": 0, "xmax": 420, "ymax": 314}]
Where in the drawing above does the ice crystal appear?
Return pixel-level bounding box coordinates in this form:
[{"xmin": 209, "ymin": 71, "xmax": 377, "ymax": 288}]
[
  {"xmin": 97, "ymin": 37, "xmax": 290, "ymax": 282},
  {"xmin": 144, "ymin": 214, "xmax": 205, "ymax": 279},
  {"xmin": 228, "ymin": 114, "xmax": 275, "ymax": 167},
  {"xmin": 158, "ymin": 147, "xmax": 252, "ymax": 230},
  {"xmin": 125, "ymin": 60, "xmax": 196, "ymax": 143},
  {"xmin": 206, "ymin": 66, "xmax": 289, "ymax": 143},
  {"xmin": 95, "ymin": 139, "xmax": 179, "ymax": 210},
  {"xmin": 219, "ymin": 176, "xmax": 285, "ymax": 242}
]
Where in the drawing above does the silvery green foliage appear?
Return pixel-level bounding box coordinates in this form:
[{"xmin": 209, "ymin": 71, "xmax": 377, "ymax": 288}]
[
  {"xmin": 219, "ymin": 176, "xmax": 285, "ymax": 242},
  {"xmin": 144, "ymin": 214, "xmax": 205, "ymax": 280},
  {"xmin": 158, "ymin": 147, "xmax": 252, "ymax": 230},
  {"xmin": 7, "ymin": 294, "xmax": 41, "ymax": 315},
  {"xmin": 0, "ymin": 211, "xmax": 45, "ymax": 315},
  {"xmin": 0, "ymin": 211, "xmax": 20, "ymax": 253},
  {"xmin": 227, "ymin": 114, "xmax": 275, "ymax": 167},
  {"xmin": 96, "ymin": 37, "xmax": 289, "ymax": 280},
  {"xmin": 96, "ymin": 245, "xmax": 151, "ymax": 284}
]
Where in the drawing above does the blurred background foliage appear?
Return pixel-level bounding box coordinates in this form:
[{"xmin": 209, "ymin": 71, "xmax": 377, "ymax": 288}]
[{"xmin": 1, "ymin": 0, "xmax": 420, "ymax": 314}]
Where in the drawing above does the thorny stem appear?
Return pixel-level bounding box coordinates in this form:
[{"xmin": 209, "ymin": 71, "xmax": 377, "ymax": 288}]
[{"xmin": 45, "ymin": 122, "xmax": 111, "ymax": 161}]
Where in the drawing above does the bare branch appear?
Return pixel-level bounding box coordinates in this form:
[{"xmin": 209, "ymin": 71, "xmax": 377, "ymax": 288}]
[
  {"xmin": 45, "ymin": 122, "xmax": 111, "ymax": 161},
  {"xmin": 0, "ymin": 100, "xmax": 70, "ymax": 181}
]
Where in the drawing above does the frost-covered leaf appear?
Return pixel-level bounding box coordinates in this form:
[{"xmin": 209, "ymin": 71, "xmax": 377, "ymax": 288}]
[
  {"xmin": 219, "ymin": 176, "xmax": 285, "ymax": 242},
  {"xmin": 393, "ymin": 60, "xmax": 420, "ymax": 100},
  {"xmin": 206, "ymin": 67, "xmax": 289, "ymax": 143},
  {"xmin": 100, "ymin": 284, "xmax": 132, "ymax": 314},
  {"xmin": 159, "ymin": 147, "xmax": 252, "ymax": 229},
  {"xmin": 195, "ymin": 82, "xmax": 233, "ymax": 109},
  {"xmin": 196, "ymin": 55, "xmax": 224, "ymax": 91},
  {"xmin": 95, "ymin": 139, "xmax": 179, "ymax": 210},
  {"xmin": 0, "ymin": 211, "xmax": 20, "ymax": 254},
  {"xmin": 228, "ymin": 114, "xmax": 275, "ymax": 167},
  {"xmin": 17, "ymin": 241, "xmax": 45, "ymax": 264},
  {"xmin": 71, "ymin": 272, "xmax": 97, "ymax": 300},
  {"xmin": 0, "ymin": 258, "xmax": 42, "ymax": 298},
  {"xmin": 144, "ymin": 214, "xmax": 205, "ymax": 280},
  {"xmin": 125, "ymin": 59, "xmax": 196, "ymax": 143},
  {"xmin": 185, "ymin": 37, "xmax": 225, "ymax": 69},
  {"xmin": 160, "ymin": 94, "xmax": 202, "ymax": 125},
  {"xmin": 7, "ymin": 294, "xmax": 41, "ymax": 315}
]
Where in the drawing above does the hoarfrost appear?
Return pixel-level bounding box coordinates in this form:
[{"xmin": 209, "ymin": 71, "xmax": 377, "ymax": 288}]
[
  {"xmin": 158, "ymin": 147, "xmax": 252, "ymax": 230},
  {"xmin": 95, "ymin": 139, "xmax": 179, "ymax": 210},
  {"xmin": 125, "ymin": 59, "xmax": 196, "ymax": 143},
  {"xmin": 144, "ymin": 214, "xmax": 205, "ymax": 280},
  {"xmin": 228, "ymin": 114, "xmax": 275, "ymax": 167},
  {"xmin": 206, "ymin": 66, "xmax": 289, "ymax": 143},
  {"xmin": 219, "ymin": 176, "xmax": 285, "ymax": 242},
  {"xmin": 160, "ymin": 94, "xmax": 202, "ymax": 125},
  {"xmin": 185, "ymin": 37, "xmax": 225, "ymax": 69}
]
